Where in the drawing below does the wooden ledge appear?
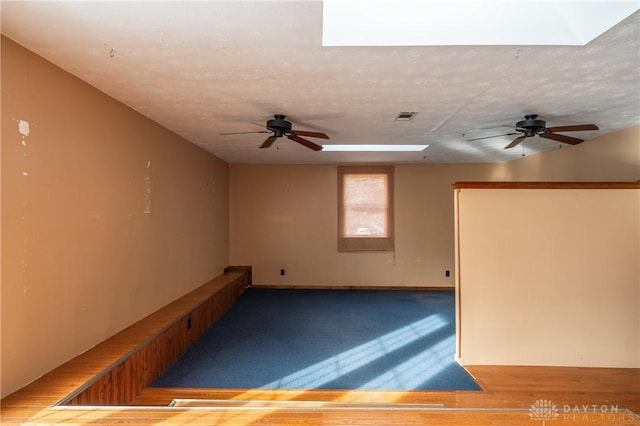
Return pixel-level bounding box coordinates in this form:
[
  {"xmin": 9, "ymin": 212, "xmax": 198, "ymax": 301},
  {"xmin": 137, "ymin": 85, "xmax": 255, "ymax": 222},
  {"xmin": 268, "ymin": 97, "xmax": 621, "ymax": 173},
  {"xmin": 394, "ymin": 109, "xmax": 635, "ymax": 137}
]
[
  {"xmin": 453, "ymin": 181, "xmax": 640, "ymax": 189},
  {"xmin": 1, "ymin": 267, "xmax": 251, "ymax": 409}
]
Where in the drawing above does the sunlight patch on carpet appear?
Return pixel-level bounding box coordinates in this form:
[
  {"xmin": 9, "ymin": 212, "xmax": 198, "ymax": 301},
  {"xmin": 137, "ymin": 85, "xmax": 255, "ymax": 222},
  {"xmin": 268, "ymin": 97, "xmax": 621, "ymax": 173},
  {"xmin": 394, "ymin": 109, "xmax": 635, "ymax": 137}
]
[{"xmin": 262, "ymin": 314, "xmax": 446, "ymax": 390}]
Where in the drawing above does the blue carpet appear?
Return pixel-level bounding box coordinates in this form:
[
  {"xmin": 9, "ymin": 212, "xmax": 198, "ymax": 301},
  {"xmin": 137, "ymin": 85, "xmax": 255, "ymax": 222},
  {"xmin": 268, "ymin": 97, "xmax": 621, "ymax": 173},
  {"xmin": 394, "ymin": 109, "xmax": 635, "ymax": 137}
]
[{"xmin": 151, "ymin": 288, "xmax": 481, "ymax": 391}]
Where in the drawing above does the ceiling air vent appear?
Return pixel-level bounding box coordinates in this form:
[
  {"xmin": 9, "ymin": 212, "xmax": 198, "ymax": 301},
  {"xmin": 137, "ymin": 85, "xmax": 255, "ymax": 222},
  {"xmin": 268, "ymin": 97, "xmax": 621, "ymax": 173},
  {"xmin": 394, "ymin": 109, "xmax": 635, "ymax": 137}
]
[{"xmin": 395, "ymin": 112, "xmax": 417, "ymax": 121}]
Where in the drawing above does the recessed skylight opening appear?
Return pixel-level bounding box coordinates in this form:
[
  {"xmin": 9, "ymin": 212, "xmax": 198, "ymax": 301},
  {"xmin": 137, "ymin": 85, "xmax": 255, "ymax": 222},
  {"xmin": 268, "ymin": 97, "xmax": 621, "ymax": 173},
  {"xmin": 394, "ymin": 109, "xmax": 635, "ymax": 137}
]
[
  {"xmin": 323, "ymin": 144, "xmax": 429, "ymax": 152},
  {"xmin": 323, "ymin": 1, "xmax": 639, "ymax": 46},
  {"xmin": 395, "ymin": 112, "xmax": 418, "ymax": 121}
]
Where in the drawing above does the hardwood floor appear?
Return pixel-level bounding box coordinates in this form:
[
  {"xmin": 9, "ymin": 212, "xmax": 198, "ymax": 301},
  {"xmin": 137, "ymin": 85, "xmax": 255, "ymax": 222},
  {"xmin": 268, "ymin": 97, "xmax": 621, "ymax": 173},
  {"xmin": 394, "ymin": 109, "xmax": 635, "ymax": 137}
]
[
  {"xmin": 131, "ymin": 365, "xmax": 640, "ymax": 410},
  {"xmin": 2, "ymin": 365, "xmax": 638, "ymax": 425}
]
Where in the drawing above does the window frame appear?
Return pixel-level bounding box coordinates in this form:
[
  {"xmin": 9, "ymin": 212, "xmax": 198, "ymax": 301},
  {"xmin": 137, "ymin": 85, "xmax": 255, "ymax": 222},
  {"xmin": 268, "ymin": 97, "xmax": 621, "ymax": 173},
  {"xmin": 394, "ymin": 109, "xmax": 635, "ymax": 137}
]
[{"xmin": 337, "ymin": 165, "xmax": 395, "ymax": 252}]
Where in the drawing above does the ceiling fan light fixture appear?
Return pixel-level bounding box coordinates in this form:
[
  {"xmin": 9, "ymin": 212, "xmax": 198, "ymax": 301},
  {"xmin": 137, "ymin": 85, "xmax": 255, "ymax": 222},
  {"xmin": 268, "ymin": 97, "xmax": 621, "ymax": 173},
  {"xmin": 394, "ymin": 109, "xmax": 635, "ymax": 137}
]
[
  {"xmin": 466, "ymin": 114, "xmax": 598, "ymax": 149},
  {"xmin": 223, "ymin": 115, "xmax": 329, "ymax": 151}
]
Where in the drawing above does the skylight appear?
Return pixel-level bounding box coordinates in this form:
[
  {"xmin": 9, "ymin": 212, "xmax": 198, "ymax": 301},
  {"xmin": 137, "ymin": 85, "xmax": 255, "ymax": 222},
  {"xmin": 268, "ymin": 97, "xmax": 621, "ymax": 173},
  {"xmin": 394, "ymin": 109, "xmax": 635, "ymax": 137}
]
[
  {"xmin": 323, "ymin": 144, "xmax": 429, "ymax": 152},
  {"xmin": 323, "ymin": 1, "xmax": 640, "ymax": 46}
]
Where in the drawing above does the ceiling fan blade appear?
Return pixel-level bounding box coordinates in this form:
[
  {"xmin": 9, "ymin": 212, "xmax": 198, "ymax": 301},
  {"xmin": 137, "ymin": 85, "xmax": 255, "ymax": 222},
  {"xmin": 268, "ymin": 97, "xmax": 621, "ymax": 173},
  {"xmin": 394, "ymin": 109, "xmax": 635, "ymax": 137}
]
[
  {"xmin": 541, "ymin": 132, "xmax": 584, "ymax": 145},
  {"xmin": 291, "ymin": 130, "xmax": 330, "ymax": 139},
  {"xmin": 260, "ymin": 135, "xmax": 278, "ymax": 149},
  {"xmin": 467, "ymin": 132, "xmax": 519, "ymax": 142},
  {"xmin": 220, "ymin": 130, "xmax": 270, "ymax": 135},
  {"xmin": 546, "ymin": 124, "xmax": 598, "ymax": 133},
  {"xmin": 287, "ymin": 134, "xmax": 323, "ymax": 151},
  {"xmin": 504, "ymin": 136, "xmax": 527, "ymax": 149}
]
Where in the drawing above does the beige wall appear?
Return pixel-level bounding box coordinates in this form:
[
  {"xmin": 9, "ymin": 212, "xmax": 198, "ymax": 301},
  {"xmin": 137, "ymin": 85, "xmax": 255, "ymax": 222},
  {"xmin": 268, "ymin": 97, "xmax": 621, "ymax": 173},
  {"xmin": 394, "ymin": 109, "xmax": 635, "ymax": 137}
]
[
  {"xmin": 461, "ymin": 126, "xmax": 640, "ymax": 367},
  {"xmin": 455, "ymin": 187, "xmax": 639, "ymax": 367},
  {"xmin": 230, "ymin": 163, "xmax": 494, "ymax": 286},
  {"xmin": 1, "ymin": 37, "xmax": 230, "ymax": 397}
]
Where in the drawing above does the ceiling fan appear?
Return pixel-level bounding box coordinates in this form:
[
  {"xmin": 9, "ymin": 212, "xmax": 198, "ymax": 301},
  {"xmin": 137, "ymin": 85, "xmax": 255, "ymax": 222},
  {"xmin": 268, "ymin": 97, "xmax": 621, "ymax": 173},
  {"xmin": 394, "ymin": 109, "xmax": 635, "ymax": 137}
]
[
  {"xmin": 220, "ymin": 114, "xmax": 329, "ymax": 151},
  {"xmin": 467, "ymin": 114, "xmax": 599, "ymax": 149}
]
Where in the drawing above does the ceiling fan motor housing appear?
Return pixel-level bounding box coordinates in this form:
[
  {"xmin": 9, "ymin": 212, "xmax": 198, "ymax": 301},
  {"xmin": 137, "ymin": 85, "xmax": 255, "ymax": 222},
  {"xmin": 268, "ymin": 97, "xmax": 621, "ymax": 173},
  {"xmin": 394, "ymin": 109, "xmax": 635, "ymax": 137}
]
[
  {"xmin": 516, "ymin": 114, "xmax": 547, "ymax": 136},
  {"xmin": 266, "ymin": 114, "xmax": 292, "ymax": 137}
]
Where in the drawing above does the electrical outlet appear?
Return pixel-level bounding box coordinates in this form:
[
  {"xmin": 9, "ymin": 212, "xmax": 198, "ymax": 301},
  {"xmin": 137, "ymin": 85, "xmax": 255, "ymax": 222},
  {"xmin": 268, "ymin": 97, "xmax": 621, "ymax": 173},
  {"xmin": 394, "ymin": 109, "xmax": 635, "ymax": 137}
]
[
  {"xmin": 280, "ymin": 269, "xmax": 285, "ymax": 276},
  {"xmin": 445, "ymin": 270, "xmax": 450, "ymax": 277}
]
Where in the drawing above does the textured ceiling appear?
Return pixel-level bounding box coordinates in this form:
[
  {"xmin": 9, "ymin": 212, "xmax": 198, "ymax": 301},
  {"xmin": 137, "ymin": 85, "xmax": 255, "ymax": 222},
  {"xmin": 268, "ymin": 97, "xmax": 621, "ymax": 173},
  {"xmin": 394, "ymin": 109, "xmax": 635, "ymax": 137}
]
[{"xmin": 2, "ymin": 1, "xmax": 639, "ymax": 164}]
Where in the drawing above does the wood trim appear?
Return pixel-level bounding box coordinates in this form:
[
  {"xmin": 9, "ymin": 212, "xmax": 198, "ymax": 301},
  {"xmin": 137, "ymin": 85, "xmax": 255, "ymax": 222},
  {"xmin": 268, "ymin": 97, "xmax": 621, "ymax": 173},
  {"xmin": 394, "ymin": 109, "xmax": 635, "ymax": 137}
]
[
  {"xmin": 252, "ymin": 284, "xmax": 454, "ymax": 291},
  {"xmin": 453, "ymin": 181, "xmax": 640, "ymax": 189},
  {"xmin": 337, "ymin": 165, "xmax": 396, "ymax": 175},
  {"xmin": 224, "ymin": 265, "xmax": 253, "ymax": 287},
  {"xmin": 454, "ymin": 187, "xmax": 463, "ymax": 362}
]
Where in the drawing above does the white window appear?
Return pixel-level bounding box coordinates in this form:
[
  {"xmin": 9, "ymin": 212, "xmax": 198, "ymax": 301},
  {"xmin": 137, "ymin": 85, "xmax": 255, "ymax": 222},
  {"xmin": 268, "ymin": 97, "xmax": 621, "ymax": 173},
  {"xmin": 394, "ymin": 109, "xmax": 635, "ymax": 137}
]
[{"xmin": 338, "ymin": 165, "xmax": 394, "ymax": 251}]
